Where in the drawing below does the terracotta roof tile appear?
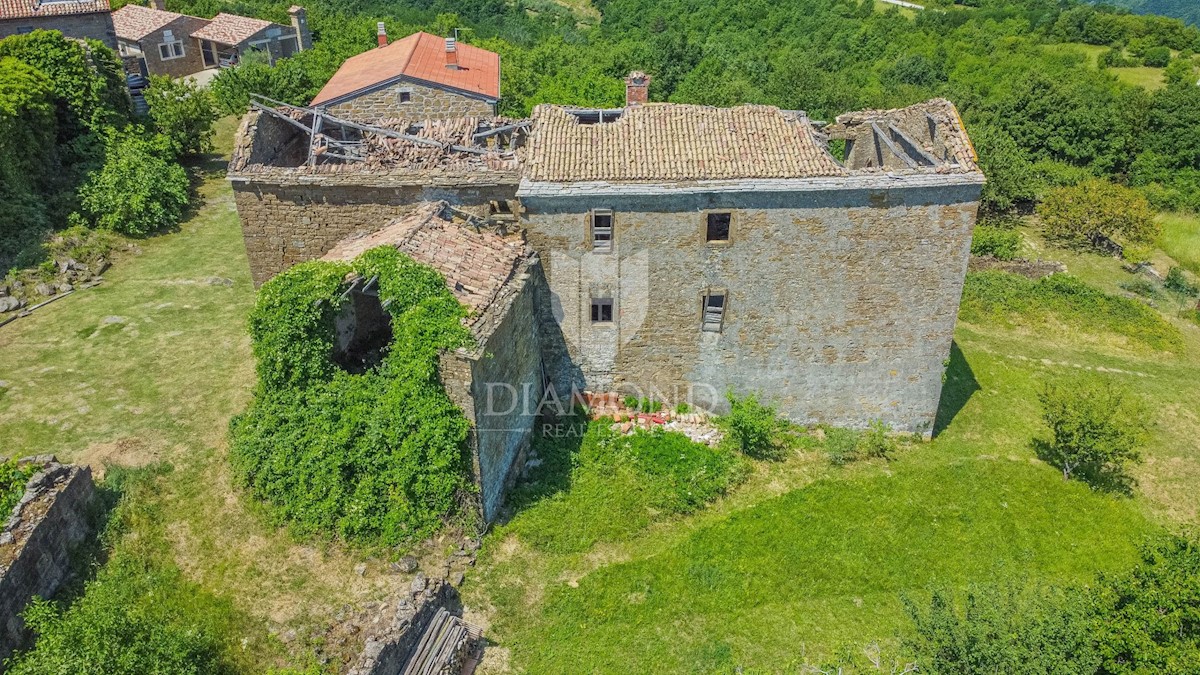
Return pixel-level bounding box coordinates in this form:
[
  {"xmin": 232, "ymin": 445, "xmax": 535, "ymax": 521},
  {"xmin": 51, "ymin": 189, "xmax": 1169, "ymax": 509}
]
[
  {"xmin": 0, "ymin": 0, "xmax": 108, "ymax": 20},
  {"xmin": 321, "ymin": 202, "xmax": 527, "ymax": 320},
  {"xmin": 190, "ymin": 12, "xmax": 272, "ymax": 45},
  {"xmin": 522, "ymin": 104, "xmax": 848, "ymax": 183},
  {"xmin": 311, "ymin": 31, "xmax": 499, "ymax": 106},
  {"xmin": 112, "ymin": 4, "xmax": 182, "ymax": 42}
]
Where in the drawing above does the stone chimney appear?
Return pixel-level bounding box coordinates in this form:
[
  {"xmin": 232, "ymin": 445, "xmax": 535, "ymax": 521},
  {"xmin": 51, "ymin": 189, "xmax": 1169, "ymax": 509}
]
[
  {"xmin": 377, "ymin": 22, "xmax": 387, "ymax": 48},
  {"xmin": 444, "ymin": 36, "xmax": 458, "ymax": 69},
  {"xmin": 288, "ymin": 6, "xmax": 312, "ymax": 51},
  {"xmin": 625, "ymin": 71, "xmax": 650, "ymax": 107},
  {"xmin": 150, "ymin": 0, "xmax": 165, "ymax": 10}
]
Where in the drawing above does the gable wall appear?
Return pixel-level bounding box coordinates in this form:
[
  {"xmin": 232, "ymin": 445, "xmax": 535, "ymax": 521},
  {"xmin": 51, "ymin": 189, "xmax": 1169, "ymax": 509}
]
[
  {"xmin": 323, "ymin": 78, "xmax": 495, "ymax": 123},
  {"xmin": 137, "ymin": 14, "xmax": 209, "ymax": 77}
]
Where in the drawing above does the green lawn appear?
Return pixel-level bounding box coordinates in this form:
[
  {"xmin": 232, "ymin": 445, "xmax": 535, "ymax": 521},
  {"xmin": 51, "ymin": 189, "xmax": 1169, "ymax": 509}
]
[
  {"xmin": 1046, "ymin": 43, "xmax": 1169, "ymax": 90},
  {"xmin": 1158, "ymin": 212, "xmax": 1200, "ymax": 274}
]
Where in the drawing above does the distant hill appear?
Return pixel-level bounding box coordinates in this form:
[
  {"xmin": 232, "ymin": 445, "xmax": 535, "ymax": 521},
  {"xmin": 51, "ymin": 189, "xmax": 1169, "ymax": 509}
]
[{"xmin": 1093, "ymin": 0, "xmax": 1200, "ymax": 26}]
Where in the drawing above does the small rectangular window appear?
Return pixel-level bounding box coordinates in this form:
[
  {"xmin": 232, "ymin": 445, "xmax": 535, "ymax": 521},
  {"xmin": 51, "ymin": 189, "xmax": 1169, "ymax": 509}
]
[
  {"xmin": 701, "ymin": 292, "xmax": 726, "ymax": 332},
  {"xmin": 591, "ymin": 298, "xmax": 614, "ymax": 323},
  {"xmin": 399, "ymin": 91, "xmax": 412, "ymax": 103},
  {"xmin": 591, "ymin": 209, "xmax": 613, "ymax": 252},
  {"xmin": 706, "ymin": 212, "xmax": 731, "ymax": 242},
  {"xmin": 158, "ymin": 40, "xmax": 184, "ymax": 59}
]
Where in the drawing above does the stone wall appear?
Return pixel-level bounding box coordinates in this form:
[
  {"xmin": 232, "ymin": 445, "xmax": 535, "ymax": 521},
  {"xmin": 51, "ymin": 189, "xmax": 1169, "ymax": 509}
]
[
  {"xmin": 324, "ymin": 79, "xmax": 495, "ymax": 123},
  {"xmin": 233, "ymin": 178, "xmax": 519, "ymax": 286},
  {"xmin": 135, "ymin": 15, "xmax": 211, "ymax": 78},
  {"xmin": 0, "ymin": 13, "xmax": 117, "ymax": 48},
  {"xmin": 346, "ymin": 578, "xmax": 456, "ymax": 675},
  {"xmin": 0, "ymin": 458, "xmax": 98, "ymax": 663},
  {"xmin": 521, "ymin": 181, "xmax": 982, "ymax": 436}
]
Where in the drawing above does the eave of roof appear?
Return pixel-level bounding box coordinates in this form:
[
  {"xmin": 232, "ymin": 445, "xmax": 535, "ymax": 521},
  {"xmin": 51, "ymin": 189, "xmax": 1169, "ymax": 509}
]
[
  {"xmin": 190, "ymin": 11, "xmax": 273, "ymax": 45},
  {"xmin": 111, "ymin": 4, "xmax": 183, "ymax": 42}
]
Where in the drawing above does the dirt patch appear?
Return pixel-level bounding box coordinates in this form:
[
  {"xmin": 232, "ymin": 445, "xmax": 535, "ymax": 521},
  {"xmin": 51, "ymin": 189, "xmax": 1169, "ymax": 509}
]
[{"xmin": 75, "ymin": 437, "xmax": 162, "ymax": 477}]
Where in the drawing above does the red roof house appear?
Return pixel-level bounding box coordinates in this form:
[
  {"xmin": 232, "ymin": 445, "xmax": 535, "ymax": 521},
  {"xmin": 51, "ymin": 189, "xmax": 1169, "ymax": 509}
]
[{"xmin": 312, "ymin": 30, "xmax": 500, "ymax": 121}]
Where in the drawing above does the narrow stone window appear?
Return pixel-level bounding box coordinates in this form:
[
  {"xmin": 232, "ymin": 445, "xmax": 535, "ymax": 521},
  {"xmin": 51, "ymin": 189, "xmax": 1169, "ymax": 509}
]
[
  {"xmin": 706, "ymin": 212, "xmax": 731, "ymax": 242},
  {"xmin": 399, "ymin": 90, "xmax": 412, "ymax": 104},
  {"xmin": 591, "ymin": 297, "xmax": 614, "ymax": 323},
  {"xmin": 591, "ymin": 209, "xmax": 613, "ymax": 253},
  {"xmin": 701, "ymin": 292, "xmax": 726, "ymax": 332}
]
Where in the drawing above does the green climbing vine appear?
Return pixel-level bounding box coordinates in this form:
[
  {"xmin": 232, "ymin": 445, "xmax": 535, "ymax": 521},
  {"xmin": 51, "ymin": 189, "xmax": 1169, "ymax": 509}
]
[{"xmin": 230, "ymin": 246, "xmax": 475, "ymax": 546}]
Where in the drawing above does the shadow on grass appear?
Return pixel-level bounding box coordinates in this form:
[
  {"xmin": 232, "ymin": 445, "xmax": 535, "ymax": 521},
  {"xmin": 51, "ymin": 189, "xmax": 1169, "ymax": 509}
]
[
  {"xmin": 1031, "ymin": 438, "xmax": 1137, "ymax": 496},
  {"xmin": 933, "ymin": 341, "xmax": 980, "ymax": 437},
  {"xmin": 492, "ymin": 414, "xmax": 588, "ymax": 525}
]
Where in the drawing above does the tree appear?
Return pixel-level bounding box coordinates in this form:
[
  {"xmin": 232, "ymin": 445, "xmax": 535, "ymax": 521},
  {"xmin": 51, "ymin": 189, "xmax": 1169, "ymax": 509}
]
[
  {"xmin": 1037, "ymin": 180, "xmax": 1159, "ymax": 252},
  {"xmin": 144, "ymin": 75, "xmax": 216, "ymax": 157},
  {"xmin": 76, "ymin": 129, "xmax": 190, "ymax": 236},
  {"xmin": 1036, "ymin": 373, "xmax": 1150, "ymax": 491},
  {"xmin": 1143, "ymin": 46, "xmax": 1171, "ymax": 68}
]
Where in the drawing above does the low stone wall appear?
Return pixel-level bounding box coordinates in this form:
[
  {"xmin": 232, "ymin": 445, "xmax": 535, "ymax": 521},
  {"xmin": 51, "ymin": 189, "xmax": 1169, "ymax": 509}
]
[
  {"xmin": 0, "ymin": 457, "xmax": 98, "ymax": 664},
  {"xmin": 346, "ymin": 577, "xmax": 456, "ymax": 675}
]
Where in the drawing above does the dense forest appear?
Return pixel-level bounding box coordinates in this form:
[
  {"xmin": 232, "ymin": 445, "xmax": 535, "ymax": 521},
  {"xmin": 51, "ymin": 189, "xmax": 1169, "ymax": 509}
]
[{"xmin": 1092, "ymin": 0, "xmax": 1200, "ymax": 27}]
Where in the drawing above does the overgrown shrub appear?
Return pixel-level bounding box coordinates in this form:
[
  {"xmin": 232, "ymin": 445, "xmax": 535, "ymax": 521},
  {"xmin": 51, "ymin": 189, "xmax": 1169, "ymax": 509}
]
[
  {"xmin": 823, "ymin": 421, "xmax": 896, "ymax": 465},
  {"xmin": 1037, "ymin": 373, "xmax": 1149, "ymax": 491},
  {"xmin": 144, "ymin": 75, "xmax": 217, "ymax": 157},
  {"xmin": 1164, "ymin": 266, "xmax": 1199, "ymax": 297},
  {"xmin": 1038, "ymin": 180, "xmax": 1159, "ymax": 253},
  {"xmin": 0, "ymin": 458, "xmax": 35, "ymax": 517},
  {"xmin": 1143, "ymin": 46, "xmax": 1171, "ymax": 68},
  {"xmin": 724, "ymin": 392, "xmax": 782, "ymax": 459},
  {"xmin": 1119, "ymin": 277, "xmax": 1162, "ymax": 300},
  {"xmin": 970, "ymin": 225, "xmax": 1022, "ymax": 260},
  {"xmin": 960, "ymin": 271, "xmax": 1184, "ymax": 352},
  {"xmin": 230, "ymin": 246, "xmax": 476, "ymax": 546},
  {"xmin": 76, "ymin": 129, "xmax": 190, "ymax": 236}
]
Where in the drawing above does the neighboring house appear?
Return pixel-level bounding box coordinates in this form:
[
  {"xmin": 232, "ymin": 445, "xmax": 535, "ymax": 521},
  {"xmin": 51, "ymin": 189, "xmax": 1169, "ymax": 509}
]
[
  {"xmin": 112, "ymin": 3, "xmax": 207, "ymax": 78},
  {"xmin": 0, "ymin": 0, "xmax": 116, "ymax": 48},
  {"xmin": 228, "ymin": 73, "xmax": 985, "ymax": 518},
  {"xmin": 311, "ymin": 29, "xmax": 500, "ymax": 121},
  {"xmin": 112, "ymin": 1, "xmax": 307, "ymax": 78}
]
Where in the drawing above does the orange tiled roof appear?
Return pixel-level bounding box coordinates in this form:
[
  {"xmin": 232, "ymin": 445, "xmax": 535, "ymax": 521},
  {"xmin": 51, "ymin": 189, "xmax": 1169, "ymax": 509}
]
[
  {"xmin": 523, "ymin": 104, "xmax": 848, "ymax": 183},
  {"xmin": 111, "ymin": 4, "xmax": 181, "ymax": 41},
  {"xmin": 0, "ymin": 0, "xmax": 109, "ymax": 20},
  {"xmin": 190, "ymin": 11, "xmax": 272, "ymax": 45},
  {"xmin": 321, "ymin": 202, "xmax": 526, "ymax": 319},
  {"xmin": 311, "ymin": 32, "xmax": 500, "ymax": 106}
]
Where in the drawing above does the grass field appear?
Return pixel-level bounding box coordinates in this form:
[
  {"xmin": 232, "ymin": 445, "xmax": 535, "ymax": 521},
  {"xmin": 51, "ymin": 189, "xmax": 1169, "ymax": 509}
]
[
  {"xmin": 1159, "ymin": 212, "xmax": 1200, "ymax": 274},
  {"xmin": 2, "ymin": 121, "xmax": 1199, "ymax": 673},
  {"xmin": 1046, "ymin": 43, "xmax": 1171, "ymax": 90}
]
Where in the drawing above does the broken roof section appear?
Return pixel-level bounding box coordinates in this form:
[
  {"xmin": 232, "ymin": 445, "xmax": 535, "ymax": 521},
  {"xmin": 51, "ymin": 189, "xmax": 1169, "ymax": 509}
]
[
  {"xmin": 311, "ymin": 31, "xmax": 500, "ymax": 107},
  {"xmin": 321, "ymin": 201, "xmax": 530, "ymax": 328},
  {"xmin": 523, "ymin": 104, "xmax": 848, "ymax": 183},
  {"xmin": 824, "ymin": 98, "xmax": 979, "ymax": 174}
]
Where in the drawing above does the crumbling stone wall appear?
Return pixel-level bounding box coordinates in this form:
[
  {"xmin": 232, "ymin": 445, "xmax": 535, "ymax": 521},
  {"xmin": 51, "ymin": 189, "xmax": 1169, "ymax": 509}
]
[
  {"xmin": 0, "ymin": 13, "xmax": 117, "ymax": 48},
  {"xmin": 0, "ymin": 458, "xmax": 98, "ymax": 663},
  {"xmin": 521, "ymin": 179, "xmax": 982, "ymax": 436},
  {"xmin": 232, "ymin": 178, "xmax": 519, "ymax": 286},
  {"xmin": 346, "ymin": 578, "xmax": 456, "ymax": 675},
  {"xmin": 324, "ymin": 80, "xmax": 496, "ymax": 123},
  {"xmin": 440, "ymin": 265, "xmax": 540, "ymax": 523}
]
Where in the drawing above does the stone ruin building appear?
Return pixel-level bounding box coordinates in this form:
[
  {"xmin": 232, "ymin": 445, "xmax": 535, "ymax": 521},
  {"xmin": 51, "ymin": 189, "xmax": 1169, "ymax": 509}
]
[{"xmin": 229, "ymin": 55, "xmax": 984, "ymax": 521}]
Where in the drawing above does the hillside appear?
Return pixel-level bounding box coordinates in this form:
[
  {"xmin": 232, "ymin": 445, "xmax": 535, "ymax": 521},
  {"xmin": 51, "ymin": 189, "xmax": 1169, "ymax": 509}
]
[{"xmin": 1091, "ymin": 0, "xmax": 1200, "ymax": 26}]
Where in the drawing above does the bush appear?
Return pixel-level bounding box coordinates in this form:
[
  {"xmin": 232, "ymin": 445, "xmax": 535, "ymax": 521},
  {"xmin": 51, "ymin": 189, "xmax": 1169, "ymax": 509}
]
[
  {"xmin": 1119, "ymin": 277, "xmax": 1162, "ymax": 300},
  {"xmin": 230, "ymin": 247, "xmax": 476, "ymax": 546},
  {"xmin": 1, "ymin": 458, "xmax": 36, "ymax": 517},
  {"xmin": 724, "ymin": 392, "xmax": 781, "ymax": 459},
  {"xmin": 960, "ymin": 271, "xmax": 1183, "ymax": 352},
  {"xmin": 971, "ymin": 225, "xmax": 1022, "ymax": 260},
  {"xmin": 1164, "ymin": 266, "xmax": 1199, "ymax": 297},
  {"xmin": 76, "ymin": 130, "xmax": 190, "ymax": 236},
  {"xmin": 1038, "ymin": 180, "xmax": 1160, "ymax": 253},
  {"xmin": 144, "ymin": 75, "xmax": 216, "ymax": 157},
  {"xmin": 1037, "ymin": 373, "xmax": 1150, "ymax": 491},
  {"xmin": 1143, "ymin": 46, "xmax": 1171, "ymax": 68},
  {"xmin": 823, "ymin": 421, "xmax": 896, "ymax": 465}
]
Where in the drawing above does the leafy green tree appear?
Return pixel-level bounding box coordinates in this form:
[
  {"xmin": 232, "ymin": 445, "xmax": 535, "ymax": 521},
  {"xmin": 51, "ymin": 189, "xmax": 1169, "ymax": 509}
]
[
  {"xmin": 1163, "ymin": 58, "xmax": 1196, "ymax": 87},
  {"xmin": 0, "ymin": 57, "xmax": 57, "ymax": 266},
  {"xmin": 1143, "ymin": 46, "xmax": 1171, "ymax": 68},
  {"xmin": 1036, "ymin": 373, "xmax": 1150, "ymax": 490},
  {"xmin": 1038, "ymin": 180, "xmax": 1159, "ymax": 252},
  {"xmin": 76, "ymin": 130, "xmax": 190, "ymax": 236},
  {"xmin": 971, "ymin": 225, "xmax": 1021, "ymax": 260},
  {"xmin": 144, "ymin": 76, "xmax": 216, "ymax": 157}
]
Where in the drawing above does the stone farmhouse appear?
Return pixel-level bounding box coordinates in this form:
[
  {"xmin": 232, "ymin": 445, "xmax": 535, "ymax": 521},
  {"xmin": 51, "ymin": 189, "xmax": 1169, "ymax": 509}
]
[
  {"xmin": 0, "ymin": 0, "xmax": 116, "ymax": 47},
  {"xmin": 310, "ymin": 28, "xmax": 500, "ymax": 121},
  {"xmin": 112, "ymin": 1, "xmax": 309, "ymax": 78},
  {"xmin": 229, "ymin": 51, "xmax": 984, "ymax": 519}
]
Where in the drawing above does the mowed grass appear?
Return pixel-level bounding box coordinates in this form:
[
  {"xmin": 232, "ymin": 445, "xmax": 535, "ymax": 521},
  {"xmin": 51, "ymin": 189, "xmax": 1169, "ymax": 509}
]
[
  {"xmin": 471, "ymin": 247, "xmax": 1200, "ymax": 670},
  {"xmin": 1047, "ymin": 42, "xmax": 1169, "ymax": 90},
  {"xmin": 0, "ymin": 118, "xmax": 416, "ymax": 670},
  {"xmin": 1158, "ymin": 212, "xmax": 1200, "ymax": 274}
]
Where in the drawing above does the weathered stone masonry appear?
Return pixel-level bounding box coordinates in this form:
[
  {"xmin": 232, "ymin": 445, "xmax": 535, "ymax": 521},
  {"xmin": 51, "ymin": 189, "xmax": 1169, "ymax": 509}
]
[{"xmin": 326, "ymin": 79, "xmax": 496, "ymax": 124}]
